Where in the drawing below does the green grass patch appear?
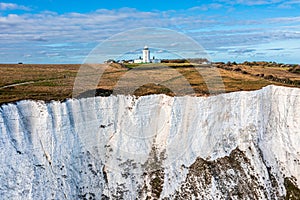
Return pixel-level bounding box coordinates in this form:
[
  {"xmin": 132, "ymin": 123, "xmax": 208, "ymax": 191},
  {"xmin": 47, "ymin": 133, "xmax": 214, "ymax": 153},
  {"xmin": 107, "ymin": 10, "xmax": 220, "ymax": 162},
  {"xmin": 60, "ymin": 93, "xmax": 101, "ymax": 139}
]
[
  {"xmin": 124, "ymin": 63, "xmax": 140, "ymax": 69},
  {"xmin": 33, "ymin": 81, "xmax": 61, "ymax": 87}
]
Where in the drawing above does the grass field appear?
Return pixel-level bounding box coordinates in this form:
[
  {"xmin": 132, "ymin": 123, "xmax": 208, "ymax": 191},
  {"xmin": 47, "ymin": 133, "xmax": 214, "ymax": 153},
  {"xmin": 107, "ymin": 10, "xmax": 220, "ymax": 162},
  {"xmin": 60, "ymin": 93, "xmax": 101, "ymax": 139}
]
[{"xmin": 0, "ymin": 62, "xmax": 299, "ymax": 104}]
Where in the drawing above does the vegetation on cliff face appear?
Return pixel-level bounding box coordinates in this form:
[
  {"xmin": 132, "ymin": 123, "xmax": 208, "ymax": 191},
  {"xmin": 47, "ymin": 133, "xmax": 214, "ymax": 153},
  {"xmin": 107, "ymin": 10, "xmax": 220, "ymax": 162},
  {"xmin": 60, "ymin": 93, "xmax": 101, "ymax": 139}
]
[
  {"xmin": 172, "ymin": 148, "xmax": 282, "ymax": 199},
  {"xmin": 141, "ymin": 146, "xmax": 166, "ymax": 199},
  {"xmin": 284, "ymin": 177, "xmax": 300, "ymax": 200}
]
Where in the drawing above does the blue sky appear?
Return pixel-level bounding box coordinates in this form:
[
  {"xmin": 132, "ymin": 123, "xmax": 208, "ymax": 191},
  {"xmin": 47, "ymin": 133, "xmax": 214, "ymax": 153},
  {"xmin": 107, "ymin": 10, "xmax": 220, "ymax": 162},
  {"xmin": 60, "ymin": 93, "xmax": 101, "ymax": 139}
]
[{"xmin": 0, "ymin": 0, "xmax": 300, "ymax": 63}]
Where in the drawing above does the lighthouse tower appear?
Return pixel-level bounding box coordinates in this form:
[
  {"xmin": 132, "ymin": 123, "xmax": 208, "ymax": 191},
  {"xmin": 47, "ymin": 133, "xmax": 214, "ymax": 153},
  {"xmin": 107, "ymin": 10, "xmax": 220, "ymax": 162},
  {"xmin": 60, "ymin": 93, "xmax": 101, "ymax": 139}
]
[{"xmin": 142, "ymin": 46, "xmax": 150, "ymax": 63}]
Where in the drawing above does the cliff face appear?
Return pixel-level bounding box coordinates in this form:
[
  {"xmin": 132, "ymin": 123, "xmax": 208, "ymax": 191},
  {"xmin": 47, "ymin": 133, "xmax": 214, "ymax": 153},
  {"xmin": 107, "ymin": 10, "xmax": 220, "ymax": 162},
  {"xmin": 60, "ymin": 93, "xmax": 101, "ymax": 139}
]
[{"xmin": 0, "ymin": 85, "xmax": 299, "ymax": 199}]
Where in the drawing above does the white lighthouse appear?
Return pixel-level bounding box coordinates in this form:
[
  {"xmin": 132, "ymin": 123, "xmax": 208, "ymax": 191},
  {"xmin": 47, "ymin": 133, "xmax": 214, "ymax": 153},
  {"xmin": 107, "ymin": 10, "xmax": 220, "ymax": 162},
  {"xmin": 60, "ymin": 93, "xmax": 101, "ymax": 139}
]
[
  {"xmin": 133, "ymin": 46, "xmax": 161, "ymax": 64},
  {"xmin": 142, "ymin": 46, "xmax": 150, "ymax": 63}
]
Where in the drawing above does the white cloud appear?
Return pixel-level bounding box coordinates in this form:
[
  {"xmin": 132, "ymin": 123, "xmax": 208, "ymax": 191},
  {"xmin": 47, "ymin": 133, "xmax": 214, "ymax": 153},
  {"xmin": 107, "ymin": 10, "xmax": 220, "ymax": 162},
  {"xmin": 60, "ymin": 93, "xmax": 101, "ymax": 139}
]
[
  {"xmin": 189, "ymin": 3, "xmax": 223, "ymax": 11},
  {"xmin": 215, "ymin": 0, "xmax": 284, "ymax": 6},
  {"xmin": 0, "ymin": 8, "xmax": 219, "ymax": 45},
  {"xmin": 266, "ymin": 16, "xmax": 300, "ymax": 24},
  {"xmin": 0, "ymin": 2, "xmax": 30, "ymax": 11},
  {"xmin": 23, "ymin": 54, "xmax": 31, "ymax": 57},
  {"xmin": 277, "ymin": 0, "xmax": 300, "ymax": 8},
  {"xmin": 0, "ymin": 7, "xmax": 300, "ymax": 63}
]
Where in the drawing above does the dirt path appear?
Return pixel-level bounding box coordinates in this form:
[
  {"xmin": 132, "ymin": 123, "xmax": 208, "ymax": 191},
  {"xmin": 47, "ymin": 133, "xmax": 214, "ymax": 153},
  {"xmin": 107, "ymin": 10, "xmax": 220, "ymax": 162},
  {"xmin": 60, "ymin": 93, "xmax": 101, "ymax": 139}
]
[{"xmin": 0, "ymin": 81, "xmax": 35, "ymax": 89}]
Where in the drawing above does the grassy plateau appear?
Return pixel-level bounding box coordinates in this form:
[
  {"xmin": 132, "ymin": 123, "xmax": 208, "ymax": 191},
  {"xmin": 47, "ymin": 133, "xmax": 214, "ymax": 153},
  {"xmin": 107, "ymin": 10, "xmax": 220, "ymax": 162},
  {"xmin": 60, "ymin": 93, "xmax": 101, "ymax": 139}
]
[{"xmin": 0, "ymin": 61, "xmax": 299, "ymax": 104}]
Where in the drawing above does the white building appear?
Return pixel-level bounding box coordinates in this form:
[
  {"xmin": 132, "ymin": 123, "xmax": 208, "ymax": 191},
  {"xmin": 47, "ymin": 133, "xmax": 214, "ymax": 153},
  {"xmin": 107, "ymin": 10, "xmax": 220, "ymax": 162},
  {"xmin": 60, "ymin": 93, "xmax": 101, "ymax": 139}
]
[
  {"xmin": 134, "ymin": 46, "xmax": 161, "ymax": 64},
  {"xmin": 152, "ymin": 59, "xmax": 161, "ymax": 63},
  {"xmin": 142, "ymin": 46, "xmax": 151, "ymax": 63},
  {"xmin": 134, "ymin": 59, "xmax": 143, "ymax": 64}
]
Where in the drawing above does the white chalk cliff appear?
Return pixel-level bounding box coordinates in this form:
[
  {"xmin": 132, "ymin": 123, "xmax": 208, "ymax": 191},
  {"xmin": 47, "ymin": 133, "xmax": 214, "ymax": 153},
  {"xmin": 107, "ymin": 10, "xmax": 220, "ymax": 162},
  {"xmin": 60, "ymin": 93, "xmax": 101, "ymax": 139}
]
[{"xmin": 0, "ymin": 85, "xmax": 299, "ymax": 199}]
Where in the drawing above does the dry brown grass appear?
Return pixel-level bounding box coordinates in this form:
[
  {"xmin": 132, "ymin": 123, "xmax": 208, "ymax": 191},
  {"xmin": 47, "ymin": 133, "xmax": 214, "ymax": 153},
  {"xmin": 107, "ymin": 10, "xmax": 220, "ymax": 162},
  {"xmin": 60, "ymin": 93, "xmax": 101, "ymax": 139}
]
[
  {"xmin": 0, "ymin": 64, "xmax": 79, "ymax": 104},
  {"xmin": 235, "ymin": 65, "xmax": 300, "ymax": 81},
  {"xmin": 0, "ymin": 63, "xmax": 298, "ymax": 104}
]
